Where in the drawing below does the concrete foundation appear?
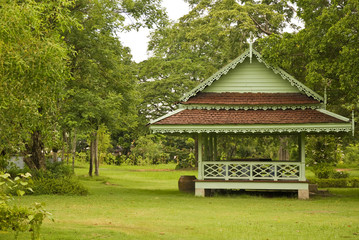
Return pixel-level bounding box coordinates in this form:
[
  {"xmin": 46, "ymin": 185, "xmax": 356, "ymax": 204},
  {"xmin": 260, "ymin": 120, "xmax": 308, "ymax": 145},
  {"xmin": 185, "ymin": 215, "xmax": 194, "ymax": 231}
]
[{"xmin": 298, "ymin": 189, "xmax": 309, "ymax": 200}]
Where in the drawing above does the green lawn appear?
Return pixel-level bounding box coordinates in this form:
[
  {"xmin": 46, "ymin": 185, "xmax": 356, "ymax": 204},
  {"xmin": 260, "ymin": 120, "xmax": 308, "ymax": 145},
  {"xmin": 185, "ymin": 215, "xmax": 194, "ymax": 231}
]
[{"xmin": 1, "ymin": 163, "xmax": 359, "ymax": 240}]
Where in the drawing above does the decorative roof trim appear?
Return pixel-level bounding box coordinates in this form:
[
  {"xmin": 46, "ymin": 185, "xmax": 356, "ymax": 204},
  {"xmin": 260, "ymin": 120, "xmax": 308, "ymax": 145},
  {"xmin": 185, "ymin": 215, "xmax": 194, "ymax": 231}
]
[
  {"xmin": 150, "ymin": 109, "xmax": 184, "ymax": 124},
  {"xmin": 316, "ymin": 109, "xmax": 350, "ymax": 122},
  {"xmin": 180, "ymin": 49, "xmax": 251, "ymax": 102},
  {"xmin": 180, "ymin": 104, "xmax": 321, "ymax": 111},
  {"xmin": 180, "ymin": 49, "xmax": 323, "ymax": 102},
  {"xmin": 150, "ymin": 123, "xmax": 352, "ymax": 134}
]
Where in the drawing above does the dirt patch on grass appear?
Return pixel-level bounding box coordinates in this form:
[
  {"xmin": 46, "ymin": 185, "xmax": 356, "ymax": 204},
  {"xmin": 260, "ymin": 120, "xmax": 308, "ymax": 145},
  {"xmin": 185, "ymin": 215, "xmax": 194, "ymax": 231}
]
[
  {"xmin": 132, "ymin": 167, "xmax": 197, "ymax": 172},
  {"xmin": 335, "ymin": 169, "xmax": 352, "ymax": 172},
  {"xmin": 307, "ymin": 210, "xmax": 338, "ymax": 214},
  {"xmin": 104, "ymin": 181, "xmax": 119, "ymax": 186}
]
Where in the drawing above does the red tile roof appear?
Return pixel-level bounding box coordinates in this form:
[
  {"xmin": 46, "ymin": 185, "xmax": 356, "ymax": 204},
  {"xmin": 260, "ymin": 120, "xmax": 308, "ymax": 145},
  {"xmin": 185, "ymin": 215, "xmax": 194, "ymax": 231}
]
[
  {"xmin": 181, "ymin": 92, "xmax": 320, "ymax": 105},
  {"xmin": 153, "ymin": 109, "xmax": 345, "ymax": 125}
]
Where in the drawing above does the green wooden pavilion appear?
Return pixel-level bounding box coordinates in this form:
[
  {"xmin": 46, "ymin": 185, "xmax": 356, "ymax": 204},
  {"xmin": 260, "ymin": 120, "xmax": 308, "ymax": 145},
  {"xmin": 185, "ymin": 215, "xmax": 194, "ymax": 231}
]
[{"xmin": 149, "ymin": 48, "xmax": 354, "ymax": 199}]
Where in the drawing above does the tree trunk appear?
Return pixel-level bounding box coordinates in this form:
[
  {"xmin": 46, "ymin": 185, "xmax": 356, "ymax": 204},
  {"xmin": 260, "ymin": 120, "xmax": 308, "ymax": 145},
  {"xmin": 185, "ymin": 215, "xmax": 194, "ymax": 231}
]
[
  {"xmin": 94, "ymin": 131, "xmax": 99, "ymax": 176},
  {"xmin": 278, "ymin": 136, "xmax": 289, "ymax": 161},
  {"xmin": 66, "ymin": 131, "xmax": 71, "ymax": 165},
  {"xmin": 61, "ymin": 130, "xmax": 67, "ymax": 162},
  {"xmin": 89, "ymin": 136, "xmax": 94, "ymax": 177},
  {"xmin": 24, "ymin": 130, "xmax": 46, "ymax": 170},
  {"xmin": 89, "ymin": 131, "xmax": 99, "ymax": 177},
  {"xmin": 72, "ymin": 128, "xmax": 77, "ymax": 172},
  {"xmin": 52, "ymin": 149, "xmax": 58, "ymax": 163}
]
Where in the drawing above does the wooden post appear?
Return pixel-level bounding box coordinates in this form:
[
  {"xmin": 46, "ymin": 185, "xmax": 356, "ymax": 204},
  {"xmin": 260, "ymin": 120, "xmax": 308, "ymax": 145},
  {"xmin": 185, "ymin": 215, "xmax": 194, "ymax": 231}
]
[
  {"xmin": 213, "ymin": 134, "xmax": 218, "ymax": 161},
  {"xmin": 198, "ymin": 133, "xmax": 203, "ymax": 180},
  {"xmin": 209, "ymin": 134, "xmax": 213, "ymax": 161},
  {"xmin": 194, "ymin": 135, "xmax": 198, "ymax": 167},
  {"xmin": 298, "ymin": 133, "xmax": 306, "ymax": 181},
  {"xmin": 203, "ymin": 133, "xmax": 208, "ymax": 162}
]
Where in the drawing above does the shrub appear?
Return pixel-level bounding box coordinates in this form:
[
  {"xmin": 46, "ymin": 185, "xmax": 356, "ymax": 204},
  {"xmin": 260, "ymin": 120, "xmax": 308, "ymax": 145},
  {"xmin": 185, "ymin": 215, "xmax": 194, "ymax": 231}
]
[
  {"xmin": 0, "ymin": 172, "xmax": 52, "ymax": 240},
  {"xmin": 332, "ymin": 171, "xmax": 350, "ymax": 179},
  {"xmin": 308, "ymin": 177, "xmax": 359, "ymax": 188},
  {"xmin": 103, "ymin": 153, "xmax": 118, "ymax": 165},
  {"xmin": 136, "ymin": 156, "xmax": 151, "ymax": 166},
  {"xmin": 343, "ymin": 143, "xmax": 359, "ymax": 164},
  {"xmin": 131, "ymin": 135, "xmax": 166, "ymax": 164},
  {"xmin": 306, "ymin": 136, "xmax": 341, "ymax": 178},
  {"xmin": 27, "ymin": 162, "xmax": 88, "ymax": 196},
  {"xmin": 76, "ymin": 152, "xmax": 88, "ymax": 163},
  {"xmin": 32, "ymin": 177, "xmax": 88, "ymax": 195},
  {"xmin": 175, "ymin": 153, "xmax": 196, "ymax": 169}
]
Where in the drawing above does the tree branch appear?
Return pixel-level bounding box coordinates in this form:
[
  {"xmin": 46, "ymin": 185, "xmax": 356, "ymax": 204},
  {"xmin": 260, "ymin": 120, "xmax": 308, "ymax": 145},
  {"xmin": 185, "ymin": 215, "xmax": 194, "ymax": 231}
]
[{"xmin": 248, "ymin": 14, "xmax": 272, "ymax": 35}]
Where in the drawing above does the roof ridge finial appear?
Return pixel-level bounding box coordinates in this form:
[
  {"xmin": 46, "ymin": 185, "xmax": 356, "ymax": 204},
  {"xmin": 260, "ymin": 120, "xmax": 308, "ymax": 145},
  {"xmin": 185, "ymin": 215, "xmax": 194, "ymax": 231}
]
[{"xmin": 248, "ymin": 32, "xmax": 255, "ymax": 63}]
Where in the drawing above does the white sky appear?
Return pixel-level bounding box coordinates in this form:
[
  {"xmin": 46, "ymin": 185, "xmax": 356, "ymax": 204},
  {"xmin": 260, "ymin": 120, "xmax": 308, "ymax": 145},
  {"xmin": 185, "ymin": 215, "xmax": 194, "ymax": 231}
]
[{"xmin": 120, "ymin": 0, "xmax": 190, "ymax": 63}]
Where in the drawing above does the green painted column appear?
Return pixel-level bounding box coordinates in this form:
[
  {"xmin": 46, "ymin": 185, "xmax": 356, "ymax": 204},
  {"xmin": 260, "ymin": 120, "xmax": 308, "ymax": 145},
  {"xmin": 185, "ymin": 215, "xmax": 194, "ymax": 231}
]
[
  {"xmin": 214, "ymin": 134, "xmax": 218, "ymax": 161},
  {"xmin": 299, "ymin": 132, "xmax": 306, "ymax": 181},
  {"xmin": 209, "ymin": 134, "xmax": 213, "ymax": 161},
  {"xmin": 198, "ymin": 133, "xmax": 203, "ymax": 180},
  {"xmin": 203, "ymin": 133, "xmax": 208, "ymax": 161}
]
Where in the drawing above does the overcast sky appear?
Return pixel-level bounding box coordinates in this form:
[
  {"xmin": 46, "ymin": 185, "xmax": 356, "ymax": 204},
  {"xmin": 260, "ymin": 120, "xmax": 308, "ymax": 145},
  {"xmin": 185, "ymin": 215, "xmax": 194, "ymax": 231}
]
[{"xmin": 120, "ymin": 0, "xmax": 190, "ymax": 63}]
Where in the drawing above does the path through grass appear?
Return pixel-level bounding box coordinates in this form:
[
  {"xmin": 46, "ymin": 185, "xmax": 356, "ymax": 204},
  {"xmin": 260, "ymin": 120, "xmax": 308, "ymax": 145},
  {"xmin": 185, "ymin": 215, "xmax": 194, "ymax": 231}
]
[{"xmin": 1, "ymin": 164, "xmax": 359, "ymax": 239}]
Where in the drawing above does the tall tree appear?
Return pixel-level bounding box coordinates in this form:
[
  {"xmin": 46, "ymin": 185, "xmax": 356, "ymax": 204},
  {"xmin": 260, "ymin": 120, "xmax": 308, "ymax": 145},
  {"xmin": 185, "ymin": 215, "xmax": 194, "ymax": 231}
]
[
  {"xmin": 139, "ymin": 0, "xmax": 296, "ymax": 120},
  {"xmin": 62, "ymin": 0, "xmax": 167, "ymax": 176},
  {"xmin": 257, "ymin": 0, "xmax": 359, "ymax": 133},
  {"xmin": 0, "ymin": 0, "xmax": 78, "ymax": 169}
]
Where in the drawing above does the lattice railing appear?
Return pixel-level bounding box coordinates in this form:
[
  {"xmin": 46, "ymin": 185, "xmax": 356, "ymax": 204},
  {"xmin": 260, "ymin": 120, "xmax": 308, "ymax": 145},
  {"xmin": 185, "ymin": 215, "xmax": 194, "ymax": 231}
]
[{"xmin": 202, "ymin": 161, "xmax": 302, "ymax": 181}]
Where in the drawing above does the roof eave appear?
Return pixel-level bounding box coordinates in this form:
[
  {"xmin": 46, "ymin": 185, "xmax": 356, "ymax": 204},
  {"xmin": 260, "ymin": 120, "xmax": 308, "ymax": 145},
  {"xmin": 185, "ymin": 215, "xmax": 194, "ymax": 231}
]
[{"xmin": 150, "ymin": 123, "xmax": 352, "ymax": 134}]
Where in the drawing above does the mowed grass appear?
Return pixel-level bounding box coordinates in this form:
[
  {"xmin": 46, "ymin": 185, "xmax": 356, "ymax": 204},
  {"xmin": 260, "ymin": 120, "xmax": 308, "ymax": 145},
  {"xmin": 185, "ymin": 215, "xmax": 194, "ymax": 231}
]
[{"xmin": 1, "ymin": 163, "xmax": 359, "ymax": 240}]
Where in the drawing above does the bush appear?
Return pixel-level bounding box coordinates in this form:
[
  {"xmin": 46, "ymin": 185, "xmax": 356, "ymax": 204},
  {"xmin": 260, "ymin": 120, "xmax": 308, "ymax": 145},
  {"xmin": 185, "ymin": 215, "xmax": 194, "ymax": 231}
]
[
  {"xmin": 0, "ymin": 172, "xmax": 52, "ymax": 240},
  {"xmin": 343, "ymin": 143, "xmax": 359, "ymax": 164},
  {"xmin": 25, "ymin": 161, "xmax": 74, "ymax": 181},
  {"xmin": 76, "ymin": 152, "xmax": 88, "ymax": 163},
  {"xmin": 332, "ymin": 171, "xmax": 350, "ymax": 179},
  {"xmin": 27, "ymin": 162, "xmax": 88, "ymax": 196},
  {"xmin": 175, "ymin": 153, "xmax": 196, "ymax": 169},
  {"xmin": 103, "ymin": 153, "xmax": 118, "ymax": 165},
  {"xmin": 32, "ymin": 177, "xmax": 88, "ymax": 195},
  {"xmin": 308, "ymin": 177, "xmax": 359, "ymax": 188},
  {"xmin": 131, "ymin": 135, "xmax": 166, "ymax": 164}
]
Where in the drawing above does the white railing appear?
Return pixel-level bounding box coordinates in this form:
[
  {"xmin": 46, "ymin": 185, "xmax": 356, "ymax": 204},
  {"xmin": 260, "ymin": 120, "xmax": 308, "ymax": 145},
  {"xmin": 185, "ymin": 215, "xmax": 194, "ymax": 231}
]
[{"xmin": 202, "ymin": 161, "xmax": 302, "ymax": 181}]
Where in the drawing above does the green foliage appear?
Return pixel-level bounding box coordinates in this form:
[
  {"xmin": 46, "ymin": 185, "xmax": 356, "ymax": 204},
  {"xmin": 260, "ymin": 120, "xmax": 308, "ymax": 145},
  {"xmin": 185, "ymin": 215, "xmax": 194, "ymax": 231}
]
[
  {"xmin": 306, "ymin": 136, "xmax": 341, "ymax": 178},
  {"xmin": 258, "ymin": 0, "xmax": 359, "ymax": 135},
  {"xmin": 33, "ymin": 161, "xmax": 73, "ymax": 179},
  {"xmin": 97, "ymin": 125, "xmax": 112, "ymax": 164},
  {"xmin": 332, "ymin": 171, "xmax": 350, "ymax": 179},
  {"xmin": 342, "ymin": 143, "xmax": 359, "ymax": 164},
  {"xmin": 0, "ymin": 172, "xmax": 52, "ymax": 240},
  {"xmin": 0, "ymin": 173, "xmax": 33, "ymax": 205},
  {"xmin": 62, "ymin": 0, "xmax": 167, "ymax": 134},
  {"xmin": 31, "ymin": 177, "xmax": 88, "ymax": 196},
  {"xmin": 103, "ymin": 153, "xmax": 119, "ymax": 165},
  {"xmin": 216, "ymin": 135, "xmax": 298, "ymax": 160},
  {"xmin": 175, "ymin": 152, "xmax": 196, "ymax": 170},
  {"xmin": 0, "ymin": 0, "xmax": 78, "ymax": 154},
  {"xmin": 28, "ymin": 162, "xmax": 88, "ymax": 196},
  {"xmin": 140, "ymin": 0, "xmax": 296, "ymax": 120},
  {"xmin": 130, "ymin": 135, "xmax": 168, "ymax": 165},
  {"xmin": 162, "ymin": 136, "xmax": 194, "ymax": 163},
  {"xmin": 308, "ymin": 177, "xmax": 359, "ymax": 188}
]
